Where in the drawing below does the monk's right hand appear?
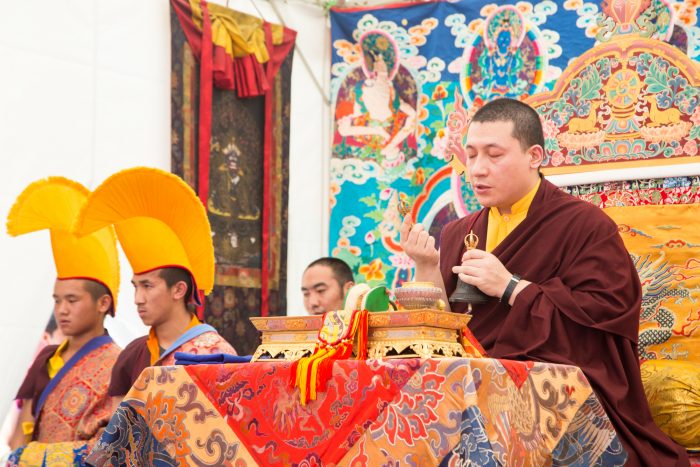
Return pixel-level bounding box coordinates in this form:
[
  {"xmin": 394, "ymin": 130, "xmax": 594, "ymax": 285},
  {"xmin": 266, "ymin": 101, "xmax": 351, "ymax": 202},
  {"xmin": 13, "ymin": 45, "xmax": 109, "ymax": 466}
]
[{"xmin": 399, "ymin": 215, "xmax": 439, "ymax": 268}]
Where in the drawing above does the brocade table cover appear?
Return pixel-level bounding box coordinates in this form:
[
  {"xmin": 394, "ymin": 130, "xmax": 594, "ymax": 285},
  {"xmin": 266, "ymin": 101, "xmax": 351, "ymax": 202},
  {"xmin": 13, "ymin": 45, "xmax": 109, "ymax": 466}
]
[{"xmin": 88, "ymin": 358, "xmax": 626, "ymax": 466}]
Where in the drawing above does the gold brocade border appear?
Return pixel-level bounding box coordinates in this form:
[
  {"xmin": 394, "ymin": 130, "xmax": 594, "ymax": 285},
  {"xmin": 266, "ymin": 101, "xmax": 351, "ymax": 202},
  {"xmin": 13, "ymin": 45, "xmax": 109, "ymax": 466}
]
[
  {"xmin": 271, "ymin": 71, "xmax": 284, "ymax": 287},
  {"xmin": 541, "ymin": 155, "xmax": 699, "ymax": 175},
  {"xmin": 182, "ymin": 44, "xmax": 196, "ymax": 188}
]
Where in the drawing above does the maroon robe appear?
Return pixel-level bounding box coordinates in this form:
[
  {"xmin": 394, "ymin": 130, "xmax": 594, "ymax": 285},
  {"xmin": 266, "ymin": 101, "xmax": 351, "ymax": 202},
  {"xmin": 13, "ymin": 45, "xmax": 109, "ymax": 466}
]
[
  {"xmin": 108, "ymin": 336, "xmax": 150, "ymax": 397},
  {"xmin": 108, "ymin": 330, "xmax": 236, "ymax": 397},
  {"xmin": 440, "ymin": 178, "xmax": 689, "ymax": 467},
  {"xmin": 16, "ymin": 345, "xmax": 57, "ymax": 418}
]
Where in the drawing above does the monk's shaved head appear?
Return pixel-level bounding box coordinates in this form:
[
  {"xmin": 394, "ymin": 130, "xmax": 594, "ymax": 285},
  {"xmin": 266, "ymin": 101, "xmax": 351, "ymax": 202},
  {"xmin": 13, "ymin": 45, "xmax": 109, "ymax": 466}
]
[{"xmin": 471, "ymin": 98, "xmax": 544, "ymax": 151}]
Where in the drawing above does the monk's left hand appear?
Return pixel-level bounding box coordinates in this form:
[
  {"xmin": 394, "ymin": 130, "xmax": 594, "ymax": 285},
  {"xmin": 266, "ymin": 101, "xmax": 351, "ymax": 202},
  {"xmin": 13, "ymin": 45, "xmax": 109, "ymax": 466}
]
[{"xmin": 452, "ymin": 249, "xmax": 512, "ymax": 298}]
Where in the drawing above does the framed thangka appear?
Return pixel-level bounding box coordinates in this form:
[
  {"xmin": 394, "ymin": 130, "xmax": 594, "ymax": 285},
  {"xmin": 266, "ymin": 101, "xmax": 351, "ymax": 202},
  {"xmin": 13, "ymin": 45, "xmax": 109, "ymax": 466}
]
[
  {"xmin": 170, "ymin": 0, "xmax": 295, "ymax": 355},
  {"xmin": 329, "ymin": 0, "xmax": 699, "ymax": 288}
]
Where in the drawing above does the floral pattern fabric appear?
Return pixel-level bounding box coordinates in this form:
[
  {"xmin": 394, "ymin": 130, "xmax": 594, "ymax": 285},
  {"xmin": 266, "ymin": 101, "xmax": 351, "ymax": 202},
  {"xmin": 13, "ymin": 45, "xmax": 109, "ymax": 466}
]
[
  {"xmin": 7, "ymin": 342, "xmax": 120, "ymax": 467},
  {"xmin": 88, "ymin": 358, "xmax": 626, "ymax": 466}
]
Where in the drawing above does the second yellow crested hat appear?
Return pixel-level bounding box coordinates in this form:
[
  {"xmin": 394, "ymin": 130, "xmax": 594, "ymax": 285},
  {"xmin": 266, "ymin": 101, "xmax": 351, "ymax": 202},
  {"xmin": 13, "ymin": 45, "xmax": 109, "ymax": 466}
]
[
  {"xmin": 72, "ymin": 167, "xmax": 215, "ymax": 301},
  {"xmin": 6, "ymin": 177, "xmax": 120, "ymax": 311}
]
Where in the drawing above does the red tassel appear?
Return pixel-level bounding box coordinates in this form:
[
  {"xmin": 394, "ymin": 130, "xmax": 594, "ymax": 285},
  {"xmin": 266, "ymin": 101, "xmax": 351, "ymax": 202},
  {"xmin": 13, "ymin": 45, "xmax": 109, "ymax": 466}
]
[
  {"xmin": 316, "ymin": 346, "xmax": 337, "ymax": 392},
  {"xmin": 289, "ymin": 359, "xmax": 300, "ymax": 389},
  {"xmin": 289, "ymin": 308, "xmax": 371, "ymax": 404},
  {"xmin": 461, "ymin": 327, "xmax": 487, "ymax": 358},
  {"xmin": 356, "ymin": 310, "xmax": 369, "ymax": 360}
]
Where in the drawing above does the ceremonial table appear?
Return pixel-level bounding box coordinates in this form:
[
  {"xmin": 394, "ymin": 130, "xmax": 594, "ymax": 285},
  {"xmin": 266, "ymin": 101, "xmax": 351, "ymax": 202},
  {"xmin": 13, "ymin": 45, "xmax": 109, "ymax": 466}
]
[{"xmin": 88, "ymin": 358, "xmax": 627, "ymax": 466}]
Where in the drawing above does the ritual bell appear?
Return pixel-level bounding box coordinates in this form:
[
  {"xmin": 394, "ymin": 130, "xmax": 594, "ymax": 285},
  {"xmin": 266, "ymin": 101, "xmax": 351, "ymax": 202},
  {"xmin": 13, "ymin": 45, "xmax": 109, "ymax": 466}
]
[
  {"xmin": 448, "ymin": 231, "xmax": 492, "ymax": 309},
  {"xmin": 449, "ymin": 280, "xmax": 491, "ymax": 305}
]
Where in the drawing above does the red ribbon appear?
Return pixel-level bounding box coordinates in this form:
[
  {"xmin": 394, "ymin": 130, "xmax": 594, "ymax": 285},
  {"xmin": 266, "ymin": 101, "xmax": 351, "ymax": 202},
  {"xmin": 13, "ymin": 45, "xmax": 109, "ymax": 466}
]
[{"xmin": 197, "ymin": 0, "xmax": 213, "ymax": 207}]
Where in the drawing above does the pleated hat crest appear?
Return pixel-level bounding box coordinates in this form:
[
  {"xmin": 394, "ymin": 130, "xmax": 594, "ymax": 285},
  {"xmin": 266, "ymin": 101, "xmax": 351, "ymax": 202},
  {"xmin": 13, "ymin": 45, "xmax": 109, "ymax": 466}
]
[
  {"xmin": 6, "ymin": 177, "xmax": 120, "ymax": 310},
  {"xmin": 72, "ymin": 167, "xmax": 215, "ymax": 299}
]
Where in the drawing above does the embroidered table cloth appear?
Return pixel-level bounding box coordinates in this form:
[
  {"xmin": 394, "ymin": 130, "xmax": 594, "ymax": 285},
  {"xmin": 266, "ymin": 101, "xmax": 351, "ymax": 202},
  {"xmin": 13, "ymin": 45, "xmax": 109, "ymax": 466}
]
[{"xmin": 88, "ymin": 358, "xmax": 626, "ymax": 466}]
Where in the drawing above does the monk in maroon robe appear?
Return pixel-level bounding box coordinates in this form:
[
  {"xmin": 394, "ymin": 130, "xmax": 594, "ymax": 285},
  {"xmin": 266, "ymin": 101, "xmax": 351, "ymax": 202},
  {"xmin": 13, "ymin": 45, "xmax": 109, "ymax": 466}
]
[
  {"xmin": 107, "ymin": 269, "xmax": 235, "ymax": 398},
  {"xmin": 400, "ymin": 98, "xmax": 689, "ymax": 466},
  {"xmin": 70, "ymin": 168, "xmax": 237, "ymax": 402}
]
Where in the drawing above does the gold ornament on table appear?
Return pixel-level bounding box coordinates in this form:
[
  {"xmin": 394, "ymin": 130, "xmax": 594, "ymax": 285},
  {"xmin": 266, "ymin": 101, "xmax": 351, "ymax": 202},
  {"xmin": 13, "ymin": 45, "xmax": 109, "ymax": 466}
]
[
  {"xmin": 250, "ymin": 307, "xmax": 476, "ymax": 363},
  {"xmin": 250, "ymin": 280, "xmax": 481, "ymax": 367},
  {"xmin": 249, "ymin": 315, "xmax": 323, "ymax": 361},
  {"xmin": 449, "ymin": 230, "xmax": 491, "ymax": 312},
  {"xmin": 364, "ymin": 308, "xmax": 472, "ymax": 360}
]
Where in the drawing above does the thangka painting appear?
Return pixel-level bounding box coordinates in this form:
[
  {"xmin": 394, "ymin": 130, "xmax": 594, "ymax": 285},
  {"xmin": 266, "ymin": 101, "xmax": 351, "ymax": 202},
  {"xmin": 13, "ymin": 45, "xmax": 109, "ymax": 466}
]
[
  {"xmin": 565, "ymin": 176, "xmax": 700, "ymax": 361},
  {"xmin": 529, "ymin": 35, "xmax": 700, "ymax": 174},
  {"xmin": 170, "ymin": 2, "xmax": 294, "ymax": 355},
  {"xmin": 329, "ymin": 0, "xmax": 699, "ymax": 288}
]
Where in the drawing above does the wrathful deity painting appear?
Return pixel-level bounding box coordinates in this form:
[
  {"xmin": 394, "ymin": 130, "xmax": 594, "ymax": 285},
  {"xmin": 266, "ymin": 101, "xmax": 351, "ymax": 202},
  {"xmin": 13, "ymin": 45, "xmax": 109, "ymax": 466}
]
[{"xmin": 170, "ymin": 6, "xmax": 293, "ymax": 354}]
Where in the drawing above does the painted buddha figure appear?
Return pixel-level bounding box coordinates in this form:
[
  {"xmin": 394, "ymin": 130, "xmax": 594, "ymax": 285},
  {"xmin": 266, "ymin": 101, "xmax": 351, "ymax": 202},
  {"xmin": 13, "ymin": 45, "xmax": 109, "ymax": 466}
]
[
  {"xmin": 336, "ymin": 31, "xmax": 417, "ymax": 169},
  {"xmin": 480, "ymin": 6, "xmax": 526, "ymax": 99}
]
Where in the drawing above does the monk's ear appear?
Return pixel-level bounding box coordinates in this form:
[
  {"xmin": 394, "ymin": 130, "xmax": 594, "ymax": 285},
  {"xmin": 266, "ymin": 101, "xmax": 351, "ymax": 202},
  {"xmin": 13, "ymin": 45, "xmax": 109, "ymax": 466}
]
[
  {"xmin": 171, "ymin": 281, "xmax": 189, "ymax": 301},
  {"xmin": 343, "ymin": 281, "xmax": 355, "ymax": 297},
  {"xmin": 96, "ymin": 294, "xmax": 112, "ymax": 315},
  {"xmin": 527, "ymin": 145, "xmax": 544, "ymax": 169}
]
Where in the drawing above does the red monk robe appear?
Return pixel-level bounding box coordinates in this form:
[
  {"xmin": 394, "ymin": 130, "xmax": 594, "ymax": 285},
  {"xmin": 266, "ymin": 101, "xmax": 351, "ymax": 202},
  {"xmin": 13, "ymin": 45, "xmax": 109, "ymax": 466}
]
[
  {"xmin": 108, "ymin": 330, "xmax": 235, "ymax": 397},
  {"xmin": 440, "ymin": 178, "xmax": 689, "ymax": 467},
  {"xmin": 11, "ymin": 339, "xmax": 120, "ymax": 463}
]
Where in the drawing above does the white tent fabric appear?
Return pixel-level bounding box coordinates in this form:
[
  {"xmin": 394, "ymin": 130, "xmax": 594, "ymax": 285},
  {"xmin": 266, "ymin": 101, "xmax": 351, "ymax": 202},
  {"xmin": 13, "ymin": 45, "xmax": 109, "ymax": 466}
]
[{"xmin": 0, "ymin": 0, "xmax": 330, "ymax": 449}]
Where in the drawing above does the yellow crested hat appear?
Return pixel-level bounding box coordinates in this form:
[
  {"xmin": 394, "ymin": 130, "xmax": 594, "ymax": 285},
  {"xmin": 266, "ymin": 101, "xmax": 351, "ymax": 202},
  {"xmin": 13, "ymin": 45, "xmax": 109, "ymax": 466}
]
[
  {"xmin": 73, "ymin": 167, "xmax": 215, "ymax": 302},
  {"xmin": 6, "ymin": 177, "xmax": 120, "ymax": 311}
]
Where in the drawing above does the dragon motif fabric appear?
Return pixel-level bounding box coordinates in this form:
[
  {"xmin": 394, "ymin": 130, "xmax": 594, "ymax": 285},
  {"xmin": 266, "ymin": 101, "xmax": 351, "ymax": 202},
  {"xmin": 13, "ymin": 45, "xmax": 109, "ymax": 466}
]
[{"xmin": 603, "ymin": 203, "xmax": 700, "ymax": 362}]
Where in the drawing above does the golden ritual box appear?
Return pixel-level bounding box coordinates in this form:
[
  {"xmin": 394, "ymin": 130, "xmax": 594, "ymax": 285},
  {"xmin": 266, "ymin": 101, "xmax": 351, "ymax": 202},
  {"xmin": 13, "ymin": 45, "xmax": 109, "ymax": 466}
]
[
  {"xmin": 250, "ymin": 309, "xmax": 471, "ymax": 361},
  {"xmin": 250, "ymin": 315, "xmax": 323, "ymax": 361}
]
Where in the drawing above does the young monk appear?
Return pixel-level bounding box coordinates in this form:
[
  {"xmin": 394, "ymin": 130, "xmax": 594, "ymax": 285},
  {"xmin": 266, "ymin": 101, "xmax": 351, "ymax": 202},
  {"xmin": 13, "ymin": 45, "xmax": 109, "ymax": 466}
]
[
  {"xmin": 6, "ymin": 177, "xmax": 121, "ymax": 464},
  {"xmin": 72, "ymin": 167, "xmax": 236, "ymax": 400}
]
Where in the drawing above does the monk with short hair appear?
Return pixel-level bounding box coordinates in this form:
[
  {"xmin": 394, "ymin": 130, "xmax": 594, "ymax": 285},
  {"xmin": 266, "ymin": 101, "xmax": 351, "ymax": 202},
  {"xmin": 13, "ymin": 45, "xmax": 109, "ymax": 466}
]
[
  {"xmin": 72, "ymin": 167, "xmax": 237, "ymax": 401},
  {"xmin": 400, "ymin": 98, "xmax": 689, "ymax": 466},
  {"xmin": 302, "ymin": 257, "xmax": 355, "ymax": 315}
]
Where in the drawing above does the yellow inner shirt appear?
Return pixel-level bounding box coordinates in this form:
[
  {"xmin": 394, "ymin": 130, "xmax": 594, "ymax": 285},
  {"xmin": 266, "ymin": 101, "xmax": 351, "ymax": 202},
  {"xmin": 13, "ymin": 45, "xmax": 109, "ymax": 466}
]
[
  {"xmin": 47, "ymin": 339, "xmax": 68, "ymax": 379},
  {"xmin": 485, "ymin": 179, "xmax": 541, "ymax": 252}
]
